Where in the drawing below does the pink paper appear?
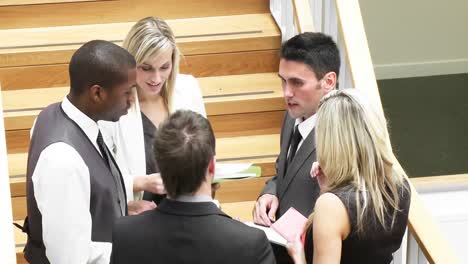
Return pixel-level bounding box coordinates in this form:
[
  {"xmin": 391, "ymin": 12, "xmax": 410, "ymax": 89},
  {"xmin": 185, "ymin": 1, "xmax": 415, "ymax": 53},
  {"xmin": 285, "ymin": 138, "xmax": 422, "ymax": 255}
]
[{"xmin": 271, "ymin": 207, "xmax": 308, "ymax": 242}]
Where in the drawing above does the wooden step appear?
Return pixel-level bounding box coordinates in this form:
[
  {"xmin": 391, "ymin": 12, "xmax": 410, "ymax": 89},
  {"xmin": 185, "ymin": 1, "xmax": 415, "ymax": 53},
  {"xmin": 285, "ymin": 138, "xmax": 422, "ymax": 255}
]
[
  {"xmin": 9, "ymin": 133, "xmax": 280, "ymax": 220},
  {"xmin": 4, "ymin": 111, "xmax": 285, "ymax": 154},
  {"xmin": 217, "ymin": 176, "xmax": 272, "ymax": 203},
  {"xmin": 0, "ymin": 49, "xmax": 280, "ymax": 90},
  {"xmin": 13, "ymin": 220, "xmax": 28, "ymax": 264},
  {"xmin": 8, "ymin": 133, "xmax": 281, "ymax": 197},
  {"xmin": 11, "ymin": 177, "xmax": 271, "ymax": 221},
  {"xmin": 3, "ymin": 73, "xmax": 285, "ymax": 153},
  {"xmin": 14, "ymin": 200, "xmax": 257, "ymax": 263},
  {"xmin": 0, "ymin": 0, "xmax": 269, "ymax": 29},
  {"xmin": 3, "ymin": 73, "xmax": 285, "ymax": 129},
  {"xmin": 0, "ymin": 0, "xmax": 106, "ymax": 5},
  {"xmin": 0, "ymin": 13, "xmax": 281, "ymax": 90},
  {"xmin": 3, "ymin": 73, "xmax": 284, "ymax": 129},
  {"xmin": 0, "ymin": 13, "xmax": 280, "ymax": 68},
  {"xmin": 221, "ymin": 201, "xmax": 256, "ymax": 222}
]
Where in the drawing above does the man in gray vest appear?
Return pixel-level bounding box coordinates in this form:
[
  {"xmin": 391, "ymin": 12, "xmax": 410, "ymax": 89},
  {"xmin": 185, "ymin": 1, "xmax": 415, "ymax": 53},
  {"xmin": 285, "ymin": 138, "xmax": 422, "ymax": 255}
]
[{"xmin": 24, "ymin": 40, "xmax": 136, "ymax": 264}]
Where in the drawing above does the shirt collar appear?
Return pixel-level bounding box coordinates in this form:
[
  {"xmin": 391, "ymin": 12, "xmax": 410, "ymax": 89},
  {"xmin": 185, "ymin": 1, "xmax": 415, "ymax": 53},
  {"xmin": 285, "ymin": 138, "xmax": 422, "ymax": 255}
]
[
  {"xmin": 170, "ymin": 194, "xmax": 219, "ymax": 207},
  {"xmin": 172, "ymin": 194, "xmax": 213, "ymax": 203},
  {"xmin": 61, "ymin": 96, "xmax": 100, "ymax": 146},
  {"xmin": 295, "ymin": 114, "xmax": 317, "ymax": 140}
]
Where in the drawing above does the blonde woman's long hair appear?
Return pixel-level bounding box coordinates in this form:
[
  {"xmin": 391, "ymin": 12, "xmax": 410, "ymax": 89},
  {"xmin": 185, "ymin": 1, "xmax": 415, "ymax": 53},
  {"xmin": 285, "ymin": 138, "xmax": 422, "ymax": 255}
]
[
  {"xmin": 310, "ymin": 89, "xmax": 407, "ymax": 236},
  {"xmin": 122, "ymin": 17, "xmax": 180, "ymax": 112}
]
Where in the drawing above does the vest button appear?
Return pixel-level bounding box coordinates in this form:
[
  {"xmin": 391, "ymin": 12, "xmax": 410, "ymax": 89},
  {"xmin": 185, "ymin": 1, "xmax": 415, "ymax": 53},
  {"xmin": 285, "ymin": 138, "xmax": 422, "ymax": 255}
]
[{"xmin": 118, "ymin": 200, "xmax": 121, "ymax": 204}]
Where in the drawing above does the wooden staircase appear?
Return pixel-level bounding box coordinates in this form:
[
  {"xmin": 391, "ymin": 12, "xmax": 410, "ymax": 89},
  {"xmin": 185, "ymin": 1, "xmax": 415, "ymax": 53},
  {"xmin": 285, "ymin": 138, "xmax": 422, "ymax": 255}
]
[
  {"xmin": 0, "ymin": 0, "xmax": 283, "ymax": 262},
  {"xmin": 0, "ymin": 0, "xmax": 268, "ymax": 29}
]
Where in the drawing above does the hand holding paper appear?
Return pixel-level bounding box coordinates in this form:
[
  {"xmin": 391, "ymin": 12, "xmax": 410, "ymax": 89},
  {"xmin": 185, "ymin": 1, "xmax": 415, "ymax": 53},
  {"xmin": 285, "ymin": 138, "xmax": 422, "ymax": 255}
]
[
  {"xmin": 245, "ymin": 207, "xmax": 307, "ymax": 247},
  {"xmin": 271, "ymin": 207, "xmax": 308, "ymax": 242},
  {"xmin": 287, "ymin": 234, "xmax": 307, "ymax": 264}
]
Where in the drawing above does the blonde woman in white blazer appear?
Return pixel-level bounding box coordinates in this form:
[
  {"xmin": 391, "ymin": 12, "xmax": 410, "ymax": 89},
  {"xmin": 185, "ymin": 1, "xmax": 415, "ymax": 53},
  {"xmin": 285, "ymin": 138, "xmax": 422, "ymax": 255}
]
[{"xmin": 99, "ymin": 17, "xmax": 206, "ymax": 214}]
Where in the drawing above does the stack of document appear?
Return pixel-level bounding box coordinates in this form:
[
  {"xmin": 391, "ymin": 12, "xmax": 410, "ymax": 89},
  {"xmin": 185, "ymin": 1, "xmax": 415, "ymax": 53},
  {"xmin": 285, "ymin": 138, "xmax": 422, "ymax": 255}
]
[
  {"xmin": 244, "ymin": 207, "xmax": 308, "ymax": 247},
  {"xmin": 214, "ymin": 163, "xmax": 261, "ymax": 182},
  {"xmin": 245, "ymin": 222, "xmax": 288, "ymax": 246}
]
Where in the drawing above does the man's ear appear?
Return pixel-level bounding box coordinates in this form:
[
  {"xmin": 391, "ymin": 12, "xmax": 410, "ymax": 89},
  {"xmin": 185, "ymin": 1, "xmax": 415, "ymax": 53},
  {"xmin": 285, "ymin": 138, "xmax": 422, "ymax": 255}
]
[
  {"xmin": 205, "ymin": 156, "xmax": 216, "ymax": 184},
  {"xmin": 89, "ymin": 84, "xmax": 104, "ymax": 103},
  {"xmin": 208, "ymin": 156, "xmax": 216, "ymax": 175},
  {"xmin": 321, "ymin": 72, "xmax": 337, "ymax": 92}
]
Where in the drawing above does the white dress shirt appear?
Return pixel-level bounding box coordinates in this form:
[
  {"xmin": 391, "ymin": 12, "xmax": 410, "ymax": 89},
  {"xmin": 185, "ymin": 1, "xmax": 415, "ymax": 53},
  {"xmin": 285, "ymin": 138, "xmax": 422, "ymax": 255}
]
[
  {"xmin": 32, "ymin": 97, "xmax": 113, "ymax": 264},
  {"xmin": 99, "ymin": 74, "xmax": 207, "ymax": 200},
  {"xmin": 288, "ymin": 114, "xmax": 317, "ymax": 158}
]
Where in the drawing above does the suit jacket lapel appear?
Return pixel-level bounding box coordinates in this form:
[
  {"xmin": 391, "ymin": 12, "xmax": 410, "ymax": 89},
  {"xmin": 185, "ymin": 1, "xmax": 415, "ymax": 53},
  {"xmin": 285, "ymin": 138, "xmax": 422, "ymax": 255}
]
[
  {"xmin": 278, "ymin": 128, "xmax": 316, "ymax": 199},
  {"xmin": 277, "ymin": 115, "xmax": 295, "ymax": 181}
]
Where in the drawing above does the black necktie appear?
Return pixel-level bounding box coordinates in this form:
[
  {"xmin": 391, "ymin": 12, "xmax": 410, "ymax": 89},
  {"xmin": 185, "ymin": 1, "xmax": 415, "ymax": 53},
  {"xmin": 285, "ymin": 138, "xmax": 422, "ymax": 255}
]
[
  {"xmin": 287, "ymin": 124, "xmax": 302, "ymax": 167},
  {"xmin": 96, "ymin": 130, "xmax": 127, "ymax": 215}
]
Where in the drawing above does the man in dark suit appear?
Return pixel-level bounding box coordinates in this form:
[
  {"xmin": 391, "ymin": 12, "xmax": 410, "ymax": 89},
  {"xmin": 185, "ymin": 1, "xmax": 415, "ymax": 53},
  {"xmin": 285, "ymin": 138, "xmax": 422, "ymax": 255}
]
[
  {"xmin": 253, "ymin": 32, "xmax": 340, "ymax": 262},
  {"xmin": 111, "ymin": 110, "xmax": 275, "ymax": 264}
]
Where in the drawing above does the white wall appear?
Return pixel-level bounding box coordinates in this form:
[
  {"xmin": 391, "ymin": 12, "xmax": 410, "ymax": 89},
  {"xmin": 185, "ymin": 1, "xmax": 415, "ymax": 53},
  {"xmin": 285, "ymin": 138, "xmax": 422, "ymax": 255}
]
[
  {"xmin": 359, "ymin": 0, "xmax": 468, "ymax": 79},
  {"xmin": 418, "ymin": 188, "xmax": 468, "ymax": 262}
]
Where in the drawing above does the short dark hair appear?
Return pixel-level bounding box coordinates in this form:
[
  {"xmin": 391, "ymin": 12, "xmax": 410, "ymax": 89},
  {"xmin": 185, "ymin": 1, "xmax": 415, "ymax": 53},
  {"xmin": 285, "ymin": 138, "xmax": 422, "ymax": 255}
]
[
  {"xmin": 69, "ymin": 40, "xmax": 136, "ymax": 95},
  {"xmin": 280, "ymin": 32, "xmax": 340, "ymax": 80},
  {"xmin": 154, "ymin": 110, "xmax": 216, "ymax": 197}
]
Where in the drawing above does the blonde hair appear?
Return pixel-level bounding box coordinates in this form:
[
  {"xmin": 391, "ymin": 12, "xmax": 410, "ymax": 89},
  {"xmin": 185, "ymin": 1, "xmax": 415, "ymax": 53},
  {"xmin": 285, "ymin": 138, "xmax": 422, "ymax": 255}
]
[
  {"xmin": 309, "ymin": 89, "xmax": 407, "ymax": 236},
  {"xmin": 122, "ymin": 17, "xmax": 180, "ymax": 112}
]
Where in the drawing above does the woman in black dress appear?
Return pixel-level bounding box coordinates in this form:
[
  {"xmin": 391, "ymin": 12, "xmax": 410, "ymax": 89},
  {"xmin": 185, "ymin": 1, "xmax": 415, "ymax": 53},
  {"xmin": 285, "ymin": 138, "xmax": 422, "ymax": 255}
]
[{"xmin": 287, "ymin": 89, "xmax": 411, "ymax": 264}]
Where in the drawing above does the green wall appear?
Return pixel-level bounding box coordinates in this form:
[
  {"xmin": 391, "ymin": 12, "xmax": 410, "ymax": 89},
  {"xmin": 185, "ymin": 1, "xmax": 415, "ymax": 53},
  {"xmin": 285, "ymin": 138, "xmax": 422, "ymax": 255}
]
[{"xmin": 378, "ymin": 73, "xmax": 468, "ymax": 177}]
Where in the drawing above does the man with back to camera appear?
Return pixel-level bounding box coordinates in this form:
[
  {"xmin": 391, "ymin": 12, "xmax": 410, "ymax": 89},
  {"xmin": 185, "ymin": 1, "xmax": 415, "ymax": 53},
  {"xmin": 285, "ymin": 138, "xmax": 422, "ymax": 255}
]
[
  {"xmin": 24, "ymin": 40, "xmax": 136, "ymax": 263},
  {"xmin": 253, "ymin": 32, "xmax": 340, "ymax": 263},
  {"xmin": 110, "ymin": 110, "xmax": 276, "ymax": 264}
]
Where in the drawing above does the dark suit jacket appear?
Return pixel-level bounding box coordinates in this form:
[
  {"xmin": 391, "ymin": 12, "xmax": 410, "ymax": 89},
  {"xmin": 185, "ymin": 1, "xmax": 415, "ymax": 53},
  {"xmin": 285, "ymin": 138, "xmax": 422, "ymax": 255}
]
[
  {"xmin": 261, "ymin": 112, "xmax": 321, "ymax": 218},
  {"xmin": 111, "ymin": 199, "xmax": 275, "ymax": 264}
]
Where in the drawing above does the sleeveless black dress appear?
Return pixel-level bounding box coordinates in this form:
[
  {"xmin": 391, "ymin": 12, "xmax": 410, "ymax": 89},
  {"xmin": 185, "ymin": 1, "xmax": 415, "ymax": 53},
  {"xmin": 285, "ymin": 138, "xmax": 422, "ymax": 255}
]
[
  {"xmin": 304, "ymin": 180, "xmax": 411, "ymax": 264},
  {"xmin": 141, "ymin": 112, "xmax": 166, "ymax": 204}
]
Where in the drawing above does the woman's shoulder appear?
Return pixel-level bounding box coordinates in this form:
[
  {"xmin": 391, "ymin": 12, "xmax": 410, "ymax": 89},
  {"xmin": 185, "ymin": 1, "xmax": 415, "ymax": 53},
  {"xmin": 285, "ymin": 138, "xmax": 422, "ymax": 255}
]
[
  {"xmin": 173, "ymin": 74, "xmax": 201, "ymax": 96},
  {"xmin": 175, "ymin": 74, "xmax": 198, "ymax": 89},
  {"xmin": 313, "ymin": 192, "xmax": 352, "ymax": 240},
  {"xmin": 173, "ymin": 74, "xmax": 202, "ymax": 98},
  {"xmin": 315, "ymin": 192, "xmax": 350, "ymax": 219},
  {"xmin": 172, "ymin": 74, "xmax": 206, "ymax": 116}
]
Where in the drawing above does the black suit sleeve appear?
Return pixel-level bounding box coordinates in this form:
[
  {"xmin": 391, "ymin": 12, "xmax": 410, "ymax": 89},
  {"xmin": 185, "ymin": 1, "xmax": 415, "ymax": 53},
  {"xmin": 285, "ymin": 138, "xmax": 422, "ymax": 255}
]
[
  {"xmin": 252, "ymin": 231, "xmax": 276, "ymax": 264},
  {"xmin": 110, "ymin": 218, "xmax": 128, "ymax": 264},
  {"xmin": 110, "ymin": 223, "xmax": 119, "ymax": 264},
  {"xmin": 260, "ymin": 157, "xmax": 279, "ymax": 196},
  {"xmin": 110, "ymin": 247, "xmax": 116, "ymax": 264},
  {"xmin": 260, "ymin": 111, "xmax": 290, "ymax": 198}
]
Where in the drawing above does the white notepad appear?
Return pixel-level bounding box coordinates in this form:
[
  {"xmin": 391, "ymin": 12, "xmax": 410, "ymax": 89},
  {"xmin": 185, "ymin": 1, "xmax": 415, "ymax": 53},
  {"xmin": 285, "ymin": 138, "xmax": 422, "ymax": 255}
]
[
  {"xmin": 214, "ymin": 163, "xmax": 255, "ymax": 180},
  {"xmin": 244, "ymin": 222, "xmax": 287, "ymax": 247}
]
